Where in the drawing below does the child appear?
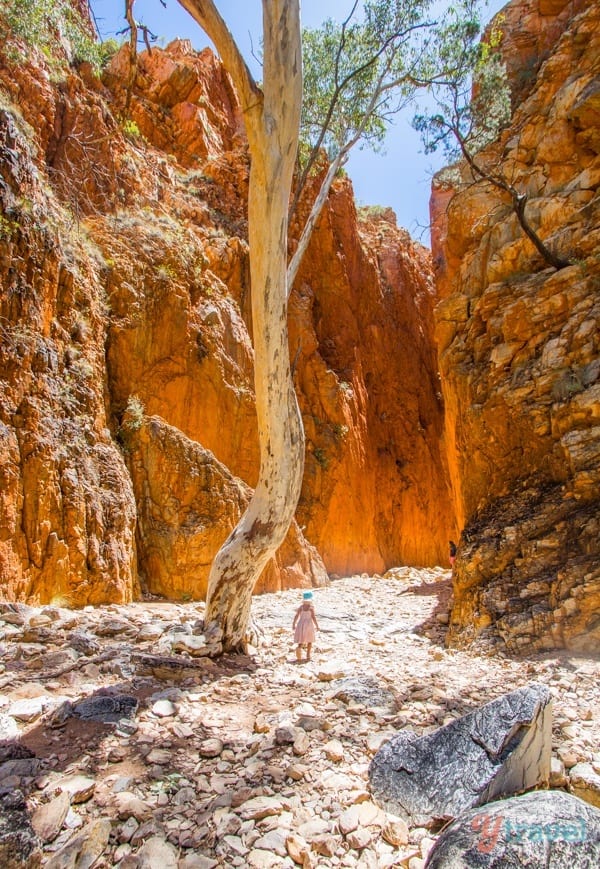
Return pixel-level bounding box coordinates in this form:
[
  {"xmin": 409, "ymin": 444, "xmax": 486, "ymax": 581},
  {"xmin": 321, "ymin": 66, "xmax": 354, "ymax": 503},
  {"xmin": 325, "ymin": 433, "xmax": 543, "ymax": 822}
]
[{"xmin": 292, "ymin": 591, "xmax": 320, "ymax": 662}]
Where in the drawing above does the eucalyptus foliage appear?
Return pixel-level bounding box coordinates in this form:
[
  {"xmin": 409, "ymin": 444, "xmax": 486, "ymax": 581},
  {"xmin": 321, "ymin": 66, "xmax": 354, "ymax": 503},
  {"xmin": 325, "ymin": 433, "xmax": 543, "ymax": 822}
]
[
  {"xmin": 412, "ymin": 9, "xmax": 511, "ymax": 159},
  {"xmin": 291, "ymin": 0, "xmax": 484, "ymax": 225},
  {"xmin": 411, "ymin": 6, "xmax": 569, "ymax": 269},
  {"xmin": 300, "ymin": 0, "xmax": 437, "ymax": 167},
  {"xmin": 288, "ymin": 0, "xmax": 484, "ymax": 284}
]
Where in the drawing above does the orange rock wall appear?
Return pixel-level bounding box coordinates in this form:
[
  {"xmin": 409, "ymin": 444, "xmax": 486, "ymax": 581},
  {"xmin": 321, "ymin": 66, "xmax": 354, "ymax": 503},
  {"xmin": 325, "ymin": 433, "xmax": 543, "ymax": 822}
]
[
  {"xmin": 0, "ymin": 13, "xmax": 454, "ymax": 605},
  {"xmin": 0, "ymin": 104, "xmax": 138, "ymax": 606},
  {"xmin": 431, "ymin": 0, "xmax": 600, "ymax": 652},
  {"xmin": 291, "ymin": 195, "xmax": 454, "ymax": 573}
]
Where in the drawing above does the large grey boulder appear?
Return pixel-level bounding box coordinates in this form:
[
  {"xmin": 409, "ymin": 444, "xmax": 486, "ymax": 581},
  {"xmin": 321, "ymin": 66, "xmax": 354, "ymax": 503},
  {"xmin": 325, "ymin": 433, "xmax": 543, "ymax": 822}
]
[
  {"xmin": 424, "ymin": 790, "xmax": 600, "ymax": 868},
  {"xmin": 369, "ymin": 683, "xmax": 552, "ymax": 826}
]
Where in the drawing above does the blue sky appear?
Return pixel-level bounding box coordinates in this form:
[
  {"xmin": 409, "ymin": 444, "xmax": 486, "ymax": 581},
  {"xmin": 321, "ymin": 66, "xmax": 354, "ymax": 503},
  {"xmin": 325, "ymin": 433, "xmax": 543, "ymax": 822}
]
[{"xmin": 90, "ymin": 0, "xmax": 508, "ymax": 243}]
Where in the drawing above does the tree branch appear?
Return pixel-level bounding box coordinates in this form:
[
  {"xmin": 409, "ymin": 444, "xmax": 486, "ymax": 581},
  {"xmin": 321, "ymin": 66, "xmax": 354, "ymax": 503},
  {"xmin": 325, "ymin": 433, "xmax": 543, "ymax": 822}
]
[
  {"xmin": 175, "ymin": 0, "xmax": 261, "ymax": 114},
  {"xmin": 454, "ymin": 122, "xmax": 570, "ymax": 269},
  {"xmin": 290, "ymin": 16, "xmax": 435, "ymax": 223}
]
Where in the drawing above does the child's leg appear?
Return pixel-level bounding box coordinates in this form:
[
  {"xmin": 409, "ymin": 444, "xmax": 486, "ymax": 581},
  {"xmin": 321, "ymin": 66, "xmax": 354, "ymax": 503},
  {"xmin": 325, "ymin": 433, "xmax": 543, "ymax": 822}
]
[
  {"xmin": 306, "ymin": 642, "xmax": 312, "ymax": 660},
  {"xmin": 296, "ymin": 644, "xmax": 302, "ymax": 661}
]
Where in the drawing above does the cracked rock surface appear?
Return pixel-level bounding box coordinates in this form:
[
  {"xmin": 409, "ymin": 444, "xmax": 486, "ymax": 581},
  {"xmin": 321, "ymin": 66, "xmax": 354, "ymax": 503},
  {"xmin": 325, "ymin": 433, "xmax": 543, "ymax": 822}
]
[{"xmin": 368, "ymin": 683, "xmax": 552, "ymax": 826}]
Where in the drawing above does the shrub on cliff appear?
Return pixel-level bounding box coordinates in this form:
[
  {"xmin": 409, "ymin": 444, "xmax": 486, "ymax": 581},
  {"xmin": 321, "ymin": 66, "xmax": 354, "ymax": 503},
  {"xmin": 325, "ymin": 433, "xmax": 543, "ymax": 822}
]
[{"xmin": 1, "ymin": 0, "xmax": 118, "ymax": 72}]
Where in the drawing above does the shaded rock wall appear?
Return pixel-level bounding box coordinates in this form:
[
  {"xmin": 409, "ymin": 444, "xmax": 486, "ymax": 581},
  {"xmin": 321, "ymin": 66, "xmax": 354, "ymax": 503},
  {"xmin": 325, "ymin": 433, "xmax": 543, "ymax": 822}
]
[
  {"xmin": 0, "ymin": 29, "xmax": 323, "ymax": 602},
  {"xmin": 431, "ymin": 0, "xmax": 600, "ymax": 651},
  {"xmin": 0, "ymin": 15, "xmax": 453, "ymax": 604}
]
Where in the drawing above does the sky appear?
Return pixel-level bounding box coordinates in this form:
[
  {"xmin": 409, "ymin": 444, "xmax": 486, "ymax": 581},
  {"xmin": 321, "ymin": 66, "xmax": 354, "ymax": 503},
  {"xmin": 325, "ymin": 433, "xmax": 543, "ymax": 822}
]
[{"xmin": 90, "ymin": 0, "xmax": 508, "ymax": 244}]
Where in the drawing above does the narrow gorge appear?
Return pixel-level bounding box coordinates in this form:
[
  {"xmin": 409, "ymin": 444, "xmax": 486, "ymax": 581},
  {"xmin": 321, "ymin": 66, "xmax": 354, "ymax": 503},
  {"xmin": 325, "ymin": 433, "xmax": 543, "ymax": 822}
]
[{"xmin": 0, "ymin": 0, "xmax": 598, "ymax": 658}]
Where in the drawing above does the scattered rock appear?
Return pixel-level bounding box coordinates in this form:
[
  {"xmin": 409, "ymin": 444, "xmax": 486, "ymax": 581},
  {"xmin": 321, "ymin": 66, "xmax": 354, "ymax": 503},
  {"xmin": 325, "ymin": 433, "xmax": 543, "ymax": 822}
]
[
  {"xmin": 550, "ymin": 756, "xmax": 568, "ymax": 788},
  {"xmin": 275, "ymin": 725, "xmax": 297, "ymax": 745},
  {"xmin": 238, "ymin": 796, "xmax": 284, "ymax": 821},
  {"xmin": 151, "ymin": 699, "xmax": 177, "ymax": 718},
  {"xmin": 569, "ymin": 762, "xmax": 600, "ymax": 808},
  {"xmin": 55, "ymin": 774, "xmax": 96, "ymax": 804},
  {"xmin": 7, "ymin": 698, "xmax": 47, "ymax": 723},
  {"xmin": 1, "ymin": 574, "xmax": 599, "ymax": 869},
  {"xmin": 145, "ymin": 747, "xmax": 172, "ymax": 765},
  {"xmin": 135, "ymin": 834, "xmax": 179, "ymax": 867},
  {"xmin": 114, "ymin": 792, "xmax": 153, "ymax": 822},
  {"xmin": 297, "ymin": 817, "xmax": 331, "ymax": 841},
  {"xmin": 316, "ymin": 662, "xmax": 348, "ymax": 682},
  {"xmin": 0, "ymin": 715, "xmax": 19, "ymax": 740},
  {"xmin": 198, "ymin": 738, "xmax": 223, "ymax": 758},
  {"xmin": 0, "ymin": 742, "xmax": 34, "ymax": 763},
  {"xmin": 286, "ymin": 832, "xmax": 310, "ymax": 865},
  {"xmin": 0, "ymin": 789, "xmax": 42, "ymax": 868},
  {"xmin": 252, "ymin": 828, "xmax": 288, "ymax": 856},
  {"xmin": 347, "ymin": 826, "xmax": 375, "ymax": 850},
  {"xmin": 331, "ymin": 676, "xmax": 396, "ymax": 708},
  {"xmin": 382, "ymin": 815, "xmax": 409, "ymax": 846},
  {"xmin": 179, "ymin": 855, "xmax": 217, "ymax": 869},
  {"xmin": 44, "ymin": 818, "xmax": 111, "ymax": 869},
  {"xmin": 247, "ymin": 848, "xmax": 283, "ymax": 868},
  {"xmin": 293, "ymin": 730, "xmax": 310, "ymax": 756},
  {"xmin": 323, "ymin": 738, "xmax": 344, "ymax": 762},
  {"xmin": 171, "ymin": 635, "xmax": 212, "ymax": 656},
  {"xmin": 73, "ymin": 694, "xmax": 138, "ymax": 723},
  {"xmin": 31, "ymin": 792, "xmax": 70, "ymax": 843}
]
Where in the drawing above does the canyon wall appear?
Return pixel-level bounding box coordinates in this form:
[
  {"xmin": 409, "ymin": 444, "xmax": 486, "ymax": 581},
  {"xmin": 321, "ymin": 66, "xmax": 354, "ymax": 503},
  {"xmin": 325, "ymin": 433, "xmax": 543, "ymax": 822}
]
[
  {"xmin": 291, "ymin": 196, "xmax": 453, "ymax": 574},
  {"xmin": 432, "ymin": 0, "xmax": 599, "ymax": 652},
  {"xmin": 0, "ymin": 16, "xmax": 453, "ymax": 605}
]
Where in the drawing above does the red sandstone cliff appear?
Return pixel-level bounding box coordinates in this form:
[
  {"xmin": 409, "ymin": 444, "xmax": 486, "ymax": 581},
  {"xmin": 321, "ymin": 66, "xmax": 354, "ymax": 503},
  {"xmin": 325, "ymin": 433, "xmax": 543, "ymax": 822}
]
[
  {"xmin": 431, "ymin": 0, "xmax": 599, "ymax": 652},
  {"xmin": 291, "ymin": 196, "xmax": 453, "ymax": 573},
  {"xmin": 0, "ymin": 11, "xmax": 453, "ymax": 605}
]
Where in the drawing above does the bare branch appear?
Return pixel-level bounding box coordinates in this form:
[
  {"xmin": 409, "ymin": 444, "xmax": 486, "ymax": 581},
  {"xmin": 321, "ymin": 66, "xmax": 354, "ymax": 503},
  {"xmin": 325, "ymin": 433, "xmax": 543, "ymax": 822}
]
[
  {"xmin": 175, "ymin": 0, "xmax": 261, "ymax": 114},
  {"xmin": 124, "ymin": 0, "xmax": 137, "ymax": 115},
  {"xmin": 452, "ymin": 119, "xmax": 570, "ymax": 269}
]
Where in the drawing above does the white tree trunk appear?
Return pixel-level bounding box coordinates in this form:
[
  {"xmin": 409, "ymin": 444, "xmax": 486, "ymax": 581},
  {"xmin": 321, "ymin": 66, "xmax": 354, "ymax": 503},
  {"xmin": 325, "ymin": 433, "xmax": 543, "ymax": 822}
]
[
  {"xmin": 287, "ymin": 150, "xmax": 347, "ymax": 293},
  {"xmin": 177, "ymin": 0, "xmax": 304, "ymax": 652}
]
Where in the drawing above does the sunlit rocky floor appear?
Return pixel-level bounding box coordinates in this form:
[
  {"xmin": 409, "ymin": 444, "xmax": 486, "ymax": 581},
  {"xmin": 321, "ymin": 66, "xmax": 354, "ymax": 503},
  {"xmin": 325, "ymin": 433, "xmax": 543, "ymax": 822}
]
[{"xmin": 1, "ymin": 568, "xmax": 599, "ymax": 868}]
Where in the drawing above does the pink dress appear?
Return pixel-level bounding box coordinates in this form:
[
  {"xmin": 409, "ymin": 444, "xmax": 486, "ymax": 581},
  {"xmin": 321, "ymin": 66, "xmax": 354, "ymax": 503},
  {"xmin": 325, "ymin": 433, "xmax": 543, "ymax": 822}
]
[{"xmin": 294, "ymin": 603, "xmax": 316, "ymax": 644}]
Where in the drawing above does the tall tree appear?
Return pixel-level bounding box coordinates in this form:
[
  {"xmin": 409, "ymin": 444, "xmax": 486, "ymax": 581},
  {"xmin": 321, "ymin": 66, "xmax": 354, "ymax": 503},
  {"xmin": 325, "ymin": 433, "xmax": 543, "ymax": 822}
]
[
  {"xmin": 288, "ymin": 0, "xmax": 443, "ymax": 288},
  {"xmin": 165, "ymin": 1, "xmax": 481, "ymax": 653},
  {"xmin": 413, "ymin": 8, "xmax": 571, "ymax": 269},
  {"xmin": 176, "ymin": 0, "xmax": 304, "ymax": 653}
]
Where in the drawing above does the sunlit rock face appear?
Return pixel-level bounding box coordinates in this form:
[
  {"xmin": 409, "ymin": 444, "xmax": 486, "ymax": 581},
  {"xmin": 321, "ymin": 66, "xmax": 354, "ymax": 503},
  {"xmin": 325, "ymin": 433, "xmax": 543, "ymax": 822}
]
[
  {"xmin": 0, "ymin": 101, "xmax": 138, "ymax": 606},
  {"xmin": 101, "ymin": 41, "xmax": 455, "ymax": 577},
  {"xmin": 291, "ymin": 196, "xmax": 455, "ymax": 573},
  {"xmin": 0, "ymin": 19, "xmax": 453, "ymax": 604},
  {"xmin": 431, "ymin": 0, "xmax": 600, "ymax": 652},
  {"xmin": 123, "ymin": 415, "xmax": 327, "ymax": 600}
]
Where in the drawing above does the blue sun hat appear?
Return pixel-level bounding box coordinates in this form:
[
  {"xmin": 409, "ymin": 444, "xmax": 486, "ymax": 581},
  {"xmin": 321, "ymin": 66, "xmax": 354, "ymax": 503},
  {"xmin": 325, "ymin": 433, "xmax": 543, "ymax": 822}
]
[{"xmin": 303, "ymin": 591, "xmax": 313, "ymax": 600}]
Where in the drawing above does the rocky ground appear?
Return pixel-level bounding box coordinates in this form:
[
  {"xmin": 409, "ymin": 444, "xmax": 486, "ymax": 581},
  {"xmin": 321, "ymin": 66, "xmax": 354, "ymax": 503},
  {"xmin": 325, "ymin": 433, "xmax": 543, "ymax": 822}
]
[{"xmin": 1, "ymin": 568, "xmax": 599, "ymax": 868}]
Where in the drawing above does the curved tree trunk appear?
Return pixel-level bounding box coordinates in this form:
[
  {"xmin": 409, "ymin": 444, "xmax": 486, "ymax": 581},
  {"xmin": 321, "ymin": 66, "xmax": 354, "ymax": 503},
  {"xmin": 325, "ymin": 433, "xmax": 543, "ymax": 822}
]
[
  {"xmin": 512, "ymin": 191, "xmax": 570, "ymax": 270},
  {"xmin": 177, "ymin": 0, "xmax": 304, "ymax": 652}
]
